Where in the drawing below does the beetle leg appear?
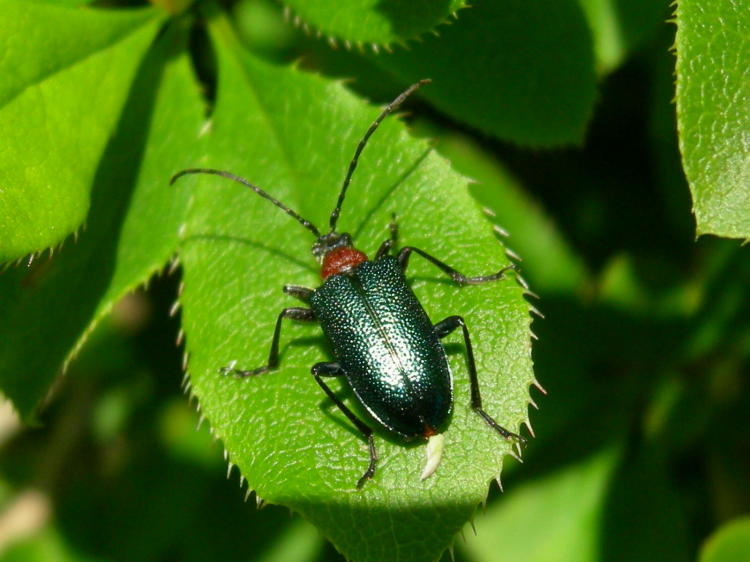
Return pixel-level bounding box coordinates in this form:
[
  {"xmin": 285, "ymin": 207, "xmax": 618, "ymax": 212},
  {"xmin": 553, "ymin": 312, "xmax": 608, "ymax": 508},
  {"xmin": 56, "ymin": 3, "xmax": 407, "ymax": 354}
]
[
  {"xmin": 283, "ymin": 284, "xmax": 314, "ymax": 303},
  {"xmin": 398, "ymin": 246, "xmax": 517, "ymax": 285},
  {"xmin": 221, "ymin": 307, "xmax": 315, "ymax": 377},
  {"xmin": 434, "ymin": 316, "xmax": 527, "ymax": 446},
  {"xmin": 388, "ymin": 213, "xmax": 399, "ymax": 248},
  {"xmin": 312, "ymin": 362, "xmax": 378, "ymax": 488},
  {"xmin": 374, "ymin": 239, "xmax": 393, "ymax": 260},
  {"xmin": 374, "ymin": 214, "xmax": 400, "ymax": 260}
]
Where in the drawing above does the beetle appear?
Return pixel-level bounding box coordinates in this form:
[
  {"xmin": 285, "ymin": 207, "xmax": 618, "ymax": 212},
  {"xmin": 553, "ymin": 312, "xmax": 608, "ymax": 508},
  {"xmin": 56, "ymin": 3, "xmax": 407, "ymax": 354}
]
[{"xmin": 171, "ymin": 80, "xmax": 525, "ymax": 488}]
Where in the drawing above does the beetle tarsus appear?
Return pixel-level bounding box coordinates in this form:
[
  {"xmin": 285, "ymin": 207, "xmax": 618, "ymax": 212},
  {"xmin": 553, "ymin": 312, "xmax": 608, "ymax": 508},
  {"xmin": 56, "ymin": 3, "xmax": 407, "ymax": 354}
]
[
  {"xmin": 398, "ymin": 246, "xmax": 518, "ymax": 286},
  {"xmin": 220, "ymin": 365, "xmax": 271, "ymax": 378},
  {"xmin": 220, "ymin": 307, "xmax": 315, "ymax": 378},
  {"xmin": 357, "ymin": 434, "xmax": 378, "ymax": 488},
  {"xmin": 457, "ymin": 263, "xmax": 518, "ymax": 286},
  {"xmin": 312, "ymin": 362, "xmax": 379, "ymax": 488},
  {"xmin": 474, "ymin": 406, "xmax": 527, "ymax": 446}
]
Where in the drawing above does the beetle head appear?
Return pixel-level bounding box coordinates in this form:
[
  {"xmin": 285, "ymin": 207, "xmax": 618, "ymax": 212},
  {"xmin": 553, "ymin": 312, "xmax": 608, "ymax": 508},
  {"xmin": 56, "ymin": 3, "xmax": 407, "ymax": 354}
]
[{"xmin": 312, "ymin": 231, "xmax": 353, "ymax": 262}]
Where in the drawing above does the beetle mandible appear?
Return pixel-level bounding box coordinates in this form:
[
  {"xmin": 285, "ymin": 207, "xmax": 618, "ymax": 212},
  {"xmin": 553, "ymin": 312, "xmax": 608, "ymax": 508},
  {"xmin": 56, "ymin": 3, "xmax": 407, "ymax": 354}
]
[{"xmin": 171, "ymin": 80, "xmax": 526, "ymax": 488}]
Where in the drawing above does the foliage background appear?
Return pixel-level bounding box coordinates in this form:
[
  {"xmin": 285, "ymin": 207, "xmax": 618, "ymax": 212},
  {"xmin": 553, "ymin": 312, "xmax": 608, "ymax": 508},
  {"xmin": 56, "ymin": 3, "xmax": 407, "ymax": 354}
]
[{"xmin": 0, "ymin": 0, "xmax": 749, "ymax": 561}]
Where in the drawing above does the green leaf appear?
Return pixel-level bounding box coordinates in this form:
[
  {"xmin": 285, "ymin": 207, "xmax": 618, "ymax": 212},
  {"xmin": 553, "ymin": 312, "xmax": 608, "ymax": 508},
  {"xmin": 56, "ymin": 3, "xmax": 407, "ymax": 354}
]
[
  {"xmin": 282, "ymin": 0, "xmax": 466, "ymax": 45},
  {"xmin": 0, "ymin": 23, "xmax": 204, "ymax": 420},
  {"xmin": 255, "ymin": 518, "xmax": 324, "ymax": 562},
  {"xmin": 597, "ymin": 446, "xmax": 690, "ymax": 561},
  {"xmin": 0, "ymin": 2, "xmax": 160, "ymax": 262},
  {"xmin": 676, "ymin": 0, "xmax": 750, "ymax": 239},
  {"xmin": 700, "ymin": 518, "xmax": 750, "ymax": 562},
  {"xmin": 462, "ymin": 439, "xmax": 691, "ymax": 562},
  {"xmin": 177, "ymin": 15, "xmax": 536, "ymax": 562},
  {"xmin": 25, "ymin": 0, "xmax": 93, "ymax": 6},
  {"xmin": 577, "ymin": 0, "xmax": 668, "ymax": 73},
  {"xmin": 3, "ymin": 525, "xmax": 101, "ymax": 562},
  {"xmin": 416, "ymin": 126, "xmax": 588, "ymax": 293},
  {"xmin": 460, "ymin": 447, "xmax": 620, "ymax": 562},
  {"xmin": 150, "ymin": 0, "xmax": 193, "ymax": 14},
  {"xmin": 373, "ymin": 0, "xmax": 597, "ymax": 146}
]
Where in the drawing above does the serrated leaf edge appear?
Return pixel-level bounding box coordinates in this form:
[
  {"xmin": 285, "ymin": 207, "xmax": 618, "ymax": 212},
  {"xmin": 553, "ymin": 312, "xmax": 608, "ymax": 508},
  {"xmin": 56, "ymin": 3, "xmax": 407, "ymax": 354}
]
[
  {"xmin": 178, "ymin": 213, "xmax": 543, "ymax": 562},
  {"xmin": 281, "ymin": 0, "xmax": 471, "ymax": 53}
]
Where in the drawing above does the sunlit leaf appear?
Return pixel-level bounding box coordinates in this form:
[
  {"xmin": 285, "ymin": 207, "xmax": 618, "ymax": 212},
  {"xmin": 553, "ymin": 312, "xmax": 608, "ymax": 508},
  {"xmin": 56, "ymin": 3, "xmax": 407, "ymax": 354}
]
[
  {"xmin": 177, "ymin": 14, "xmax": 536, "ymax": 561},
  {"xmin": 0, "ymin": 23, "xmax": 204, "ymax": 419},
  {"xmin": 676, "ymin": 0, "xmax": 750, "ymax": 238},
  {"xmin": 0, "ymin": 2, "xmax": 162, "ymax": 261}
]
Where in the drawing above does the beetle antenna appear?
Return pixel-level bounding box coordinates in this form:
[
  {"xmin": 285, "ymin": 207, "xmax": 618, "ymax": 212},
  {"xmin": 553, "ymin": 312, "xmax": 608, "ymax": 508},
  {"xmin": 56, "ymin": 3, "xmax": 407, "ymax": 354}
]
[
  {"xmin": 328, "ymin": 78, "xmax": 431, "ymax": 233},
  {"xmin": 171, "ymin": 168, "xmax": 322, "ymax": 238}
]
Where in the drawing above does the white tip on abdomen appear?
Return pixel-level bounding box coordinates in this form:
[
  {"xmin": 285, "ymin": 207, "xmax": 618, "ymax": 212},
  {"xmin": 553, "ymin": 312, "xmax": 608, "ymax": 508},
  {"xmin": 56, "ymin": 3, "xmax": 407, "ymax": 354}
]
[{"xmin": 420, "ymin": 433, "xmax": 445, "ymax": 480}]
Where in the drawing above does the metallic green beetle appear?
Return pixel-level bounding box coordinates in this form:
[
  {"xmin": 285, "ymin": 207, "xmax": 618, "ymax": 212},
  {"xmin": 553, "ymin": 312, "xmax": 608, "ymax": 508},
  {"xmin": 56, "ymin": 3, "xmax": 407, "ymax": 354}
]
[{"xmin": 171, "ymin": 80, "xmax": 525, "ymax": 488}]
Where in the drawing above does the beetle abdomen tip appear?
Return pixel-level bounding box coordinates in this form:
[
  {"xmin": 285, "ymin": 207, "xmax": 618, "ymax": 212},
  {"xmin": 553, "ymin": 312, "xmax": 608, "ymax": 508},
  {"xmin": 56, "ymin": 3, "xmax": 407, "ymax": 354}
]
[{"xmin": 420, "ymin": 433, "xmax": 446, "ymax": 481}]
